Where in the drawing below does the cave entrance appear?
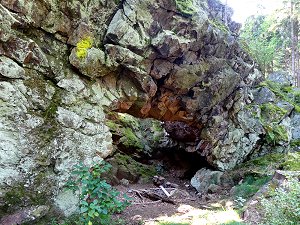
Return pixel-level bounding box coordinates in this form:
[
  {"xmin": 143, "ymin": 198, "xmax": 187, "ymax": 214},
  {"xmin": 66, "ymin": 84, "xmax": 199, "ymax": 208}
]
[
  {"xmin": 151, "ymin": 146, "xmax": 211, "ymax": 180},
  {"xmin": 106, "ymin": 112, "xmax": 210, "ymax": 184}
]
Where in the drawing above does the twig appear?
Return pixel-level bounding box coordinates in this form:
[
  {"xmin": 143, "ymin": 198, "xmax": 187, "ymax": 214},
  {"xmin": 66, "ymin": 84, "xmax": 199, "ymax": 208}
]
[
  {"xmin": 131, "ymin": 190, "xmax": 144, "ymax": 202},
  {"xmin": 149, "ymin": 188, "xmax": 176, "ymax": 190},
  {"xmin": 159, "ymin": 185, "xmax": 171, "ymax": 197}
]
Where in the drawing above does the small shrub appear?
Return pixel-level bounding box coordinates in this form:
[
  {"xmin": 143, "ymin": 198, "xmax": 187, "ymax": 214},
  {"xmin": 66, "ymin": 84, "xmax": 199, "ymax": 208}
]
[
  {"xmin": 260, "ymin": 178, "xmax": 300, "ymax": 225},
  {"xmin": 76, "ymin": 37, "xmax": 93, "ymax": 59},
  {"xmin": 66, "ymin": 161, "xmax": 130, "ymax": 225}
]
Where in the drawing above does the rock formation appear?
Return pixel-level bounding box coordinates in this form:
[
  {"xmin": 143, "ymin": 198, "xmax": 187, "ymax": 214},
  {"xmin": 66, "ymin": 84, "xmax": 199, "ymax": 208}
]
[{"xmin": 1, "ymin": 0, "xmax": 298, "ymax": 221}]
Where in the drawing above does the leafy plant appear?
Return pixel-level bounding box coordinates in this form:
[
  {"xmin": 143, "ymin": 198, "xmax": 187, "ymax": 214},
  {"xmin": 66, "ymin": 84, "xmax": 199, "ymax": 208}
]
[
  {"xmin": 260, "ymin": 178, "xmax": 300, "ymax": 225},
  {"xmin": 66, "ymin": 161, "xmax": 130, "ymax": 225}
]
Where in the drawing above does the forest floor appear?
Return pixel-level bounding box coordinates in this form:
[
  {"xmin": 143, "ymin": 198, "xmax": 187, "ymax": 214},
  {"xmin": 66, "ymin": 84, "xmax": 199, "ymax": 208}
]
[{"xmin": 113, "ymin": 175, "xmax": 245, "ymax": 225}]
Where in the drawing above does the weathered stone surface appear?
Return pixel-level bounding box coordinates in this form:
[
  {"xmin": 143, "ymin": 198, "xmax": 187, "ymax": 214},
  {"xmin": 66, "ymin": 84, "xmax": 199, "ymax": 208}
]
[
  {"xmin": 191, "ymin": 168, "xmax": 223, "ymax": 194},
  {"xmin": 163, "ymin": 121, "xmax": 200, "ymax": 142},
  {"xmin": 0, "ymin": 205, "xmax": 50, "ymax": 225},
  {"xmin": 0, "ymin": 0, "xmax": 292, "ymax": 220},
  {"xmin": 253, "ymin": 87, "xmax": 276, "ymax": 104},
  {"xmin": 268, "ymin": 71, "xmax": 293, "ymax": 86},
  {"xmin": 106, "ymin": 112, "xmax": 177, "ymax": 157},
  {"xmin": 0, "ymin": 56, "xmax": 25, "ymax": 79},
  {"xmin": 290, "ymin": 113, "xmax": 300, "ymax": 140}
]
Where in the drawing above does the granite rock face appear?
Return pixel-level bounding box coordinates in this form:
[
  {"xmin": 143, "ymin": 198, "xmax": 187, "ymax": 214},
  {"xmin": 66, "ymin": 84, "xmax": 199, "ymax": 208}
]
[{"xmin": 0, "ymin": 0, "xmax": 289, "ymax": 220}]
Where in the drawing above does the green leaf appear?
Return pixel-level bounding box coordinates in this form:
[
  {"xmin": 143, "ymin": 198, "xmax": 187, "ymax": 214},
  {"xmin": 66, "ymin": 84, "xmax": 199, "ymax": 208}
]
[{"xmin": 80, "ymin": 207, "xmax": 88, "ymax": 213}]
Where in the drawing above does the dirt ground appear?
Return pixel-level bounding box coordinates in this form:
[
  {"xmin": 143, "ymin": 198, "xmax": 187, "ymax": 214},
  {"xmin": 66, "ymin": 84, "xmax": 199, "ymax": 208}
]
[{"xmin": 112, "ymin": 175, "xmax": 243, "ymax": 225}]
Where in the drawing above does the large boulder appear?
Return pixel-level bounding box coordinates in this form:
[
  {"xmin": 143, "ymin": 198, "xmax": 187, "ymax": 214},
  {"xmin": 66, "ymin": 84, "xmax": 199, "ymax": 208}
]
[
  {"xmin": 1, "ymin": 0, "xmax": 287, "ymax": 221},
  {"xmin": 191, "ymin": 168, "xmax": 223, "ymax": 194}
]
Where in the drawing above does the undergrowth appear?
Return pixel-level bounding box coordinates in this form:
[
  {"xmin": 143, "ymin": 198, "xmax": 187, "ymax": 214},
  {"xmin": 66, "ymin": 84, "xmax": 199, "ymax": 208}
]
[
  {"xmin": 260, "ymin": 178, "xmax": 300, "ymax": 225},
  {"xmin": 234, "ymin": 175, "xmax": 271, "ymax": 200},
  {"xmin": 65, "ymin": 161, "xmax": 130, "ymax": 225}
]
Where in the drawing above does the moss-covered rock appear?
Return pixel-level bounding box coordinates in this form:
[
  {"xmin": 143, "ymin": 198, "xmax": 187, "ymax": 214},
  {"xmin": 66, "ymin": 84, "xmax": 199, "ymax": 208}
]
[
  {"xmin": 108, "ymin": 153, "xmax": 157, "ymax": 183},
  {"xmin": 174, "ymin": 0, "xmax": 197, "ymax": 16},
  {"xmin": 233, "ymin": 152, "xmax": 300, "ymax": 176},
  {"xmin": 259, "ymin": 80, "xmax": 300, "ymax": 113},
  {"xmin": 106, "ymin": 112, "xmax": 175, "ymax": 157}
]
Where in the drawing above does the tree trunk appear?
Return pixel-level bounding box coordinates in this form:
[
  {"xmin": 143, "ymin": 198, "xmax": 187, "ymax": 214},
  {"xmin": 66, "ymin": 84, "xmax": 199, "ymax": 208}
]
[
  {"xmin": 296, "ymin": 20, "xmax": 300, "ymax": 87},
  {"xmin": 291, "ymin": 0, "xmax": 299, "ymax": 86}
]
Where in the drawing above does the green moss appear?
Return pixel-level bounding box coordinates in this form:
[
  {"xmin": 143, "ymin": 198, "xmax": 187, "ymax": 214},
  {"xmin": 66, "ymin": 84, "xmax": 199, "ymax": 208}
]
[
  {"xmin": 208, "ymin": 19, "xmax": 230, "ymax": 33},
  {"xmin": 258, "ymin": 102, "xmax": 288, "ymax": 145},
  {"xmin": 234, "ymin": 153, "xmax": 300, "ymax": 175},
  {"xmin": 259, "ymin": 80, "xmax": 300, "ymax": 113},
  {"xmin": 1, "ymin": 181, "xmax": 48, "ymax": 214},
  {"xmin": 42, "ymin": 88, "xmax": 61, "ymax": 120},
  {"xmin": 31, "ymin": 87, "xmax": 62, "ymax": 154},
  {"xmin": 234, "ymin": 174, "xmax": 271, "ymax": 200},
  {"xmin": 118, "ymin": 113, "xmax": 140, "ymax": 130},
  {"xmin": 120, "ymin": 127, "xmax": 143, "ymax": 150},
  {"xmin": 290, "ymin": 139, "xmax": 300, "ymax": 147},
  {"xmin": 264, "ymin": 124, "xmax": 288, "ymax": 145},
  {"xmin": 294, "ymin": 91, "xmax": 300, "ymax": 104},
  {"xmin": 174, "ymin": 0, "xmax": 197, "ymax": 16},
  {"xmin": 3, "ymin": 185, "xmax": 26, "ymax": 206},
  {"xmin": 260, "ymin": 103, "xmax": 287, "ymax": 123},
  {"xmin": 115, "ymin": 154, "xmax": 156, "ymax": 181},
  {"xmin": 280, "ymin": 152, "xmax": 300, "ymax": 171},
  {"xmin": 106, "ymin": 120, "xmax": 119, "ymax": 131}
]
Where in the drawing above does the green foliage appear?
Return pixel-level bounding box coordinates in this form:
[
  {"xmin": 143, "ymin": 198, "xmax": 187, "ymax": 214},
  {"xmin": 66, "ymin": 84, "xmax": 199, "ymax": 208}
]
[
  {"xmin": 174, "ymin": 0, "xmax": 197, "ymax": 16},
  {"xmin": 76, "ymin": 37, "xmax": 93, "ymax": 59},
  {"xmin": 240, "ymin": 14, "xmax": 285, "ymax": 75},
  {"xmin": 260, "ymin": 178, "xmax": 300, "ymax": 225},
  {"xmin": 290, "ymin": 139, "xmax": 300, "ymax": 147},
  {"xmin": 234, "ymin": 175, "xmax": 271, "ymax": 200},
  {"xmin": 66, "ymin": 161, "xmax": 130, "ymax": 225}
]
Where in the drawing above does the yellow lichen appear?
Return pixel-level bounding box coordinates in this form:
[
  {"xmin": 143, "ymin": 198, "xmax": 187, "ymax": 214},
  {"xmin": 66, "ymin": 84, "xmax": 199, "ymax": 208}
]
[{"xmin": 76, "ymin": 36, "xmax": 93, "ymax": 59}]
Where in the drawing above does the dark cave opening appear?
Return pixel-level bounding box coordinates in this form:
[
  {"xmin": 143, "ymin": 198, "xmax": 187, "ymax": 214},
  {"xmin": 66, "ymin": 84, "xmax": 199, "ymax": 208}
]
[{"xmin": 150, "ymin": 146, "xmax": 212, "ymax": 180}]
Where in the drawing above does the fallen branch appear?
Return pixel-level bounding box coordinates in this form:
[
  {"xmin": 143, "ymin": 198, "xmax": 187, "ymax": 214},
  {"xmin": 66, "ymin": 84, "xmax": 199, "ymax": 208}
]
[{"xmin": 159, "ymin": 185, "xmax": 171, "ymax": 197}]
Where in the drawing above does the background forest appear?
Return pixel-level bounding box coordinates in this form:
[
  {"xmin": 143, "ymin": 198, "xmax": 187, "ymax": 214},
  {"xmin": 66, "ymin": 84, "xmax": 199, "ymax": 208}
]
[{"xmin": 240, "ymin": 0, "xmax": 300, "ymax": 86}]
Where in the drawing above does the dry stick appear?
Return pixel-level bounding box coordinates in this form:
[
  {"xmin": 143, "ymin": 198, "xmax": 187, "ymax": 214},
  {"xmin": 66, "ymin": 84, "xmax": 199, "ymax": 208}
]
[
  {"xmin": 131, "ymin": 189, "xmax": 176, "ymax": 205},
  {"xmin": 131, "ymin": 190, "xmax": 144, "ymax": 202},
  {"xmin": 159, "ymin": 185, "xmax": 171, "ymax": 197}
]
